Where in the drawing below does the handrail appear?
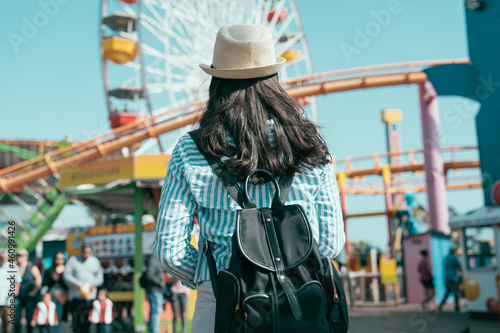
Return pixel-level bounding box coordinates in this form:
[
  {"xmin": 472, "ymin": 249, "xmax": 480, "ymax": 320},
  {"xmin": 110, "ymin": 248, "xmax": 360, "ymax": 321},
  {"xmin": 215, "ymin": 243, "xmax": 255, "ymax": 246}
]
[
  {"xmin": 339, "ymin": 160, "xmax": 479, "ymax": 179},
  {"xmin": 345, "ymin": 182, "xmax": 482, "ymax": 195},
  {"xmin": 281, "ymin": 58, "xmax": 470, "ymax": 86},
  {"xmin": 335, "ymin": 146, "xmax": 477, "ymax": 165},
  {"xmin": 0, "ymin": 140, "xmax": 64, "ymax": 146}
]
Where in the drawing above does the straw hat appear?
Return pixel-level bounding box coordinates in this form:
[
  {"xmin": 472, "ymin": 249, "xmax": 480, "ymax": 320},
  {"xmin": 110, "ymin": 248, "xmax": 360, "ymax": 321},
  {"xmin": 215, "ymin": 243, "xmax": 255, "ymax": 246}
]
[{"xmin": 200, "ymin": 25, "xmax": 286, "ymax": 79}]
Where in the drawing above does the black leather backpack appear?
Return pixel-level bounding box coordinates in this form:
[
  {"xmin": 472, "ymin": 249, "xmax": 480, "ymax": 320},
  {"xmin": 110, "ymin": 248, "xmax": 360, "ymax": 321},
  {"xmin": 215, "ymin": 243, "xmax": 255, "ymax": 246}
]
[{"xmin": 189, "ymin": 131, "xmax": 348, "ymax": 333}]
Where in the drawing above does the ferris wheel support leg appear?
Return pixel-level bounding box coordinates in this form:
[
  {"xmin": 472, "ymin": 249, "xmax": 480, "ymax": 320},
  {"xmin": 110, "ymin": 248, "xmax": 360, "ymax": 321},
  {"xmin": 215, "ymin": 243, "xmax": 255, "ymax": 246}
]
[
  {"xmin": 133, "ymin": 186, "xmax": 147, "ymax": 332},
  {"xmin": 419, "ymin": 80, "xmax": 450, "ymax": 235}
]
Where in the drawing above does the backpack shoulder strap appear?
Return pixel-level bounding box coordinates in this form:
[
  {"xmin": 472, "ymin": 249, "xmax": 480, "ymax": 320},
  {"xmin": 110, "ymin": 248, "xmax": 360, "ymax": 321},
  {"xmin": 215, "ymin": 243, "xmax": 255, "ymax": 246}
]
[
  {"xmin": 277, "ymin": 174, "xmax": 293, "ymax": 204},
  {"xmin": 188, "ymin": 130, "xmax": 250, "ymax": 208}
]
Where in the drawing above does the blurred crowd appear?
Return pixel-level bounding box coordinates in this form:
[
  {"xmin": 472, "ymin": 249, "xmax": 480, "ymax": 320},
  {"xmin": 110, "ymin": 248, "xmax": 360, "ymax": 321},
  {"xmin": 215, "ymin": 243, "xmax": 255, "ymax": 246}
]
[{"xmin": 0, "ymin": 246, "xmax": 188, "ymax": 333}]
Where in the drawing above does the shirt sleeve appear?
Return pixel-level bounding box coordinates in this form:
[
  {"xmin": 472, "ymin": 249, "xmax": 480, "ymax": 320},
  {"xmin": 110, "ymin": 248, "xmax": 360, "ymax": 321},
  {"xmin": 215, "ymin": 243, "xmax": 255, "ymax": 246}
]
[
  {"xmin": 93, "ymin": 258, "xmax": 104, "ymax": 288},
  {"xmin": 153, "ymin": 138, "xmax": 198, "ymax": 289},
  {"xmin": 62, "ymin": 257, "xmax": 80, "ymax": 287},
  {"xmin": 314, "ymin": 162, "xmax": 346, "ymax": 259}
]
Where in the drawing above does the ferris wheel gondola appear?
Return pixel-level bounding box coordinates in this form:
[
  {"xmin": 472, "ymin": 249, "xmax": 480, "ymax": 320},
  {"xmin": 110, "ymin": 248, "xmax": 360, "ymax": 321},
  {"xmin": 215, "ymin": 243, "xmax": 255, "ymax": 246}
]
[{"xmin": 100, "ymin": 0, "xmax": 317, "ymax": 154}]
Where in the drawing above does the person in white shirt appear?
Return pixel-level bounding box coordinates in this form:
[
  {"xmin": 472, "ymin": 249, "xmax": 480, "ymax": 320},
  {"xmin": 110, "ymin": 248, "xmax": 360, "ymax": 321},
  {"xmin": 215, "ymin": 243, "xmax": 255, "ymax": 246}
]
[
  {"xmin": 63, "ymin": 245, "xmax": 103, "ymax": 333},
  {"xmin": 30, "ymin": 293, "xmax": 58, "ymax": 333},
  {"xmin": 88, "ymin": 289, "xmax": 113, "ymax": 333}
]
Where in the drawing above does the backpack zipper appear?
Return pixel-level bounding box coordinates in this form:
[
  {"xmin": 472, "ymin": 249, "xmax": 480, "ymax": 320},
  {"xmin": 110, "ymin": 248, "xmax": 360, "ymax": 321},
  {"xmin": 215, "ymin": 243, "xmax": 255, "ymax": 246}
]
[
  {"xmin": 243, "ymin": 293, "xmax": 270, "ymax": 304},
  {"xmin": 328, "ymin": 260, "xmax": 339, "ymax": 301}
]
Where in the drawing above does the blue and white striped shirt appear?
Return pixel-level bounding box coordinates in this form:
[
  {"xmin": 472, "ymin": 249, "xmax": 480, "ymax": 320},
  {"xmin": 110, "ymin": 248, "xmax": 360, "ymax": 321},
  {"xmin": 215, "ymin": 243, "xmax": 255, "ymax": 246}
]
[{"xmin": 153, "ymin": 122, "xmax": 345, "ymax": 289}]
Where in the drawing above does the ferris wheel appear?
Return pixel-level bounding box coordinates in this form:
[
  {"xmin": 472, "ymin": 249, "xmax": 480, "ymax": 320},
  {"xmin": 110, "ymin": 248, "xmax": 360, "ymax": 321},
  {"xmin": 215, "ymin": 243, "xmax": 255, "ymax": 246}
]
[{"xmin": 100, "ymin": 0, "xmax": 317, "ymax": 153}]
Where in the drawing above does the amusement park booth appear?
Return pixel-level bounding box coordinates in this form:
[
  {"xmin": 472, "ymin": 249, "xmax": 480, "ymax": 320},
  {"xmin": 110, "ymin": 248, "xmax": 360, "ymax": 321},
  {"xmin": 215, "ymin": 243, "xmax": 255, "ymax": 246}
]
[
  {"xmin": 449, "ymin": 207, "xmax": 500, "ymax": 319},
  {"xmin": 59, "ymin": 154, "xmax": 198, "ymax": 330},
  {"xmin": 402, "ymin": 231, "xmax": 452, "ymax": 304}
]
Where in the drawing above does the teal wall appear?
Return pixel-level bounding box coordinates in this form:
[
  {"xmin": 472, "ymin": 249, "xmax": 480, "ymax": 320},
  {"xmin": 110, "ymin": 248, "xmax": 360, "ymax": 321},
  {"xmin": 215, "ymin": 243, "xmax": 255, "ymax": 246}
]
[{"xmin": 466, "ymin": 2, "xmax": 500, "ymax": 206}]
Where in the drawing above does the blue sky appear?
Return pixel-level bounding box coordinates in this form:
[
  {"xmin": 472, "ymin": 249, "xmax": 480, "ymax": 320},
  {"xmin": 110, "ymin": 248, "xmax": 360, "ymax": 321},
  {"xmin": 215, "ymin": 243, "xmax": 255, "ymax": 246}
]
[{"xmin": 0, "ymin": 0, "xmax": 483, "ymax": 248}]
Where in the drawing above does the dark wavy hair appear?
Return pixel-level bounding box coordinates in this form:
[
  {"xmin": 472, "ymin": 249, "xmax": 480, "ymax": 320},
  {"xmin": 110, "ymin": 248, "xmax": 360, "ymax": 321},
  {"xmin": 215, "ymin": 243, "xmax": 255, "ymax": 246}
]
[
  {"xmin": 50, "ymin": 251, "xmax": 66, "ymax": 269},
  {"xmin": 197, "ymin": 74, "xmax": 330, "ymax": 182}
]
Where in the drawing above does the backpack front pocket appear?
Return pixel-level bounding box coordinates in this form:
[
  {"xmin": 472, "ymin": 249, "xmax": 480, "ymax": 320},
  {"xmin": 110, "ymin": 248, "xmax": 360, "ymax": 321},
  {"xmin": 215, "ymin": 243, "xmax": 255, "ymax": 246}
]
[
  {"xmin": 215, "ymin": 270, "xmax": 241, "ymax": 333},
  {"xmin": 279, "ymin": 281, "xmax": 330, "ymax": 332}
]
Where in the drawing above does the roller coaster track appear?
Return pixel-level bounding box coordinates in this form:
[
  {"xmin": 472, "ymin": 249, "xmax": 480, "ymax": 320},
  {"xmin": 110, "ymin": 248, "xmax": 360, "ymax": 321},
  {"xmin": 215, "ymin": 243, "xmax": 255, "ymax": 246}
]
[
  {"xmin": 0, "ymin": 59, "xmax": 476, "ymax": 250},
  {"xmin": 333, "ymin": 146, "xmax": 481, "ymax": 194},
  {"xmin": 0, "ymin": 58, "xmax": 470, "ymax": 194}
]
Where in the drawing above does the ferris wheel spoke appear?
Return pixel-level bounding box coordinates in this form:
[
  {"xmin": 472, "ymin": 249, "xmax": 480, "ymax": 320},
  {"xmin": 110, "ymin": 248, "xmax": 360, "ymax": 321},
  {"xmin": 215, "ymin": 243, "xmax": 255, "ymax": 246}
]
[
  {"xmin": 172, "ymin": 4, "xmax": 199, "ymax": 24},
  {"xmin": 144, "ymin": 1, "xmax": 201, "ymax": 54},
  {"xmin": 141, "ymin": 12, "xmax": 199, "ymax": 60},
  {"xmin": 115, "ymin": 1, "xmax": 137, "ymax": 17},
  {"xmin": 145, "ymin": 71, "xmax": 163, "ymax": 85},
  {"xmin": 274, "ymin": 11, "xmax": 296, "ymax": 44},
  {"xmin": 139, "ymin": 13, "xmax": 164, "ymax": 35},
  {"xmin": 275, "ymin": 31, "xmax": 304, "ymax": 55},
  {"xmin": 141, "ymin": 43, "xmax": 168, "ymax": 59},
  {"xmin": 119, "ymin": 75, "xmax": 137, "ymax": 88},
  {"xmin": 176, "ymin": 25, "xmax": 212, "ymax": 59},
  {"xmin": 141, "ymin": 2, "xmax": 168, "ymax": 30},
  {"xmin": 143, "ymin": 65, "xmax": 169, "ymax": 77},
  {"xmin": 163, "ymin": 57, "xmax": 196, "ymax": 75},
  {"xmin": 147, "ymin": 81, "xmax": 194, "ymax": 93},
  {"xmin": 145, "ymin": 0, "xmax": 168, "ymax": 10},
  {"xmin": 144, "ymin": 67, "xmax": 187, "ymax": 82},
  {"xmin": 118, "ymin": 62, "xmax": 168, "ymax": 85},
  {"xmin": 139, "ymin": 15, "xmax": 172, "ymax": 46},
  {"xmin": 140, "ymin": 31, "xmax": 197, "ymax": 73},
  {"xmin": 166, "ymin": 23, "xmax": 205, "ymax": 57}
]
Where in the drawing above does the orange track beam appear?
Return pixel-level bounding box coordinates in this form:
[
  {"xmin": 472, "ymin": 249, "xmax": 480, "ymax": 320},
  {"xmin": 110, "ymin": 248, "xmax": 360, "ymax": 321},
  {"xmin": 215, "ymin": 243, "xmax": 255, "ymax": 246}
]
[
  {"xmin": 345, "ymin": 211, "xmax": 387, "ymax": 219},
  {"xmin": 286, "ymin": 72, "xmax": 427, "ymax": 99}
]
